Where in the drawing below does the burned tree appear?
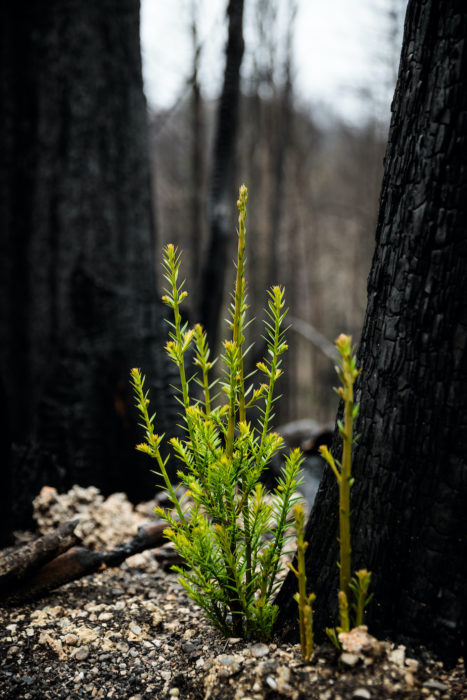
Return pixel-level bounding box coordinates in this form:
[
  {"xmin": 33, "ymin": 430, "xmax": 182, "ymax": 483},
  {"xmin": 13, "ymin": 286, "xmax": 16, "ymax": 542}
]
[
  {"xmin": 200, "ymin": 0, "xmax": 244, "ymax": 352},
  {"xmin": 276, "ymin": 0, "xmax": 467, "ymax": 663},
  {"xmin": 0, "ymin": 1, "xmax": 176, "ymax": 537}
]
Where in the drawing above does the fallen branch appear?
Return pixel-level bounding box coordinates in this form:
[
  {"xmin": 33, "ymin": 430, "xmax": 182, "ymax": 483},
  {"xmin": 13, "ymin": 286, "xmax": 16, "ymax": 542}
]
[
  {"xmin": 0, "ymin": 519, "xmax": 80, "ymax": 592},
  {"xmin": 0, "ymin": 521, "xmax": 168, "ymax": 606}
]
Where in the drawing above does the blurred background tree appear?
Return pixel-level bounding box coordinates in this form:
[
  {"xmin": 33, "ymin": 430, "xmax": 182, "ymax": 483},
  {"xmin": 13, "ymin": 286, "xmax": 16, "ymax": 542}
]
[
  {"xmin": 0, "ymin": 0, "xmax": 178, "ymax": 538},
  {"xmin": 145, "ymin": 0, "xmax": 407, "ymax": 425}
]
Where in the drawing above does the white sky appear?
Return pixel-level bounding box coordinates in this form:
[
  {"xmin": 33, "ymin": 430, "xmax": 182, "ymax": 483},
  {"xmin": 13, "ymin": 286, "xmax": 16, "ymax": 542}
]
[{"xmin": 141, "ymin": 0, "xmax": 406, "ymax": 124}]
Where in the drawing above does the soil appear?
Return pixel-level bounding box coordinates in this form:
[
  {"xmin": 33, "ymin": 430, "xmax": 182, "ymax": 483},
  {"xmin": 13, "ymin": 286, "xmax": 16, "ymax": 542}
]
[{"xmin": 0, "ymin": 487, "xmax": 465, "ymax": 700}]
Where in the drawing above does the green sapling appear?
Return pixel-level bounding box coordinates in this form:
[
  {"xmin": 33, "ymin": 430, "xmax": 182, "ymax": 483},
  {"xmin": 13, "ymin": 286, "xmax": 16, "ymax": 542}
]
[{"xmin": 131, "ymin": 185, "xmax": 303, "ymax": 640}]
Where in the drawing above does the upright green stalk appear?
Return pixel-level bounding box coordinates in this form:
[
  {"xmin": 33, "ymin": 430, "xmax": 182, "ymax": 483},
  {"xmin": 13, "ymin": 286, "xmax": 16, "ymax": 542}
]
[
  {"xmin": 226, "ymin": 185, "xmax": 248, "ymax": 456},
  {"xmin": 337, "ymin": 334, "xmax": 356, "ymax": 601},
  {"xmin": 193, "ymin": 324, "xmax": 213, "ymax": 416},
  {"xmin": 287, "ymin": 504, "xmax": 316, "ymax": 662},
  {"xmin": 319, "ymin": 334, "xmax": 362, "ymax": 632}
]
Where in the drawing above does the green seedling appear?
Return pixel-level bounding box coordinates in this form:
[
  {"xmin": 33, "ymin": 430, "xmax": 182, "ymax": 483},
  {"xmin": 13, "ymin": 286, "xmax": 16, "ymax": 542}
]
[
  {"xmin": 319, "ymin": 335, "xmax": 372, "ymax": 641},
  {"xmin": 131, "ymin": 185, "xmax": 303, "ymax": 640},
  {"xmin": 349, "ymin": 568, "xmax": 373, "ymax": 627},
  {"xmin": 287, "ymin": 504, "xmax": 316, "ymax": 662}
]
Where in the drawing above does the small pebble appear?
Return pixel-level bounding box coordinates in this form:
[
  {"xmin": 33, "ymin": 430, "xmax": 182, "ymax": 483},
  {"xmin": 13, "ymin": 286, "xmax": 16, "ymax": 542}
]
[
  {"xmin": 341, "ymin": 652, "xmax": 360, "ymax": 667},
  {"xmin": 98, "ymin": 612, "xmax": 113, "ymax": 621},
  {"xmin": 75, "ymin": 645, "xmax": 90, "ymax": 661},
  {"xmin": 352, "ymin": 689, "xmax": 371, "ymax": 699},
  {"xmin": 266, "ymin": 676, "xmax": 278, "ymax": 690},
  {"xmin": 423, "ymin": 680, "xmax": 448, "ymax": 691},
  {"xmin": 250, "ymin": 643, "xmax": 269, "ymax": 658},
  {"xmin": 388, "ymin": 645, "xmax": 406, "ymax": 667}
]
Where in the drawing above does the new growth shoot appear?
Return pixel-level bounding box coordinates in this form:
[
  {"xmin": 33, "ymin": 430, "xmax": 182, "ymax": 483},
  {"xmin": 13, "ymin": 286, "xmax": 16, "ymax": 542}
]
[
  {"xmin": 131, "ymin": 185, "xmax": 303, "ymax": 640},
  {"xmin": 287, "ymin": 504, "xmax": 316, "ymax": 662},
  {"xmin": 319, "ymin": 335, "xmax": 372, "ymax": 639}
]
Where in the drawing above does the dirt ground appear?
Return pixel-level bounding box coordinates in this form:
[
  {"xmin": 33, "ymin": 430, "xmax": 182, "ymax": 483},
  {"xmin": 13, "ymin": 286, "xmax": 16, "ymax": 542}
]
[{"xmin": 0, "ymin": 487, "xmax": 465, "ymax": 700}]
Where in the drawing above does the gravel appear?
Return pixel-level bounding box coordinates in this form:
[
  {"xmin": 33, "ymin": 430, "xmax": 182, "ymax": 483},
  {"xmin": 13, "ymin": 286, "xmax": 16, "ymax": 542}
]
[{"xmin": 0, "ymin": 487, "xmax": 465, "ymax": 699}]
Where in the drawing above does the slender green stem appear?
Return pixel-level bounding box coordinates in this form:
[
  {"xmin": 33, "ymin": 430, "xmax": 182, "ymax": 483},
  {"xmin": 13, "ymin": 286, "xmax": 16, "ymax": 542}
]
[
  {"xmin": 130, "ymin": 369, "xmax": 187, "ymax": 527},
  {"xmin": 288, "ymin": 504, "xmax": 315, "ymax": 662},
  {"xmin": 256, "ymin": 286, "xmax": 287, "ymax": 471},
  {"xmin": 339, "ymin": 376, "xmax": 353, "ymax": 600},
  {"xmin": 229, "ymin": 185, "xmax": 252, "ymax": 597}
]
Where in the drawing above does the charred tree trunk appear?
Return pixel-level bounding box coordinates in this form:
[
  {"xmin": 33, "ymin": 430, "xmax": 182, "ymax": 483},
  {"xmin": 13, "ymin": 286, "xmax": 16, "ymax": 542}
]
[
  {"xmin": 0, "ymin": 521, "xmax": 168, "ymax": 605},
  {"xmin": 190, "ymin": 4, "xmax": 205, "ymax": 299},
  {"xmin": 199, "ymin": 0, "xmax": 244, "ymax": 352},
  {"xmin": 276, "ymin": 0, "xmax": 467, "ymax": 664},
  {"xmin": 0, "ymin": 1, "xmax": 177, "ymax": 536}
]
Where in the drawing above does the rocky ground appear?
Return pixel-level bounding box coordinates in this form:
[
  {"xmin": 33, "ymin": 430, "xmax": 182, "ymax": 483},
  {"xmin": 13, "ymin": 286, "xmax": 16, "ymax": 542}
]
[{"xmin": 0, "ymin": 487, "xmax": 465, "ymax": 700}]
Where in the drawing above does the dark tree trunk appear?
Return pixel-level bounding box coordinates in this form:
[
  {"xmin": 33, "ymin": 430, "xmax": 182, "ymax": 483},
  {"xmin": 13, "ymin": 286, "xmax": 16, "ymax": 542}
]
[
  {"xmin": 189, "ymin": 7, "xmax": 205, "ymax": 305},
  {"xmin": 200, "ymin": 0, "xmax": 244, "ymax": 352},
  {"xmin": 0, "ymin": 1, "xmax": 178, "ymax": 538},
  {"xmin": 276, "ymin": 0, "xmax": 467, "ymax": 664}
]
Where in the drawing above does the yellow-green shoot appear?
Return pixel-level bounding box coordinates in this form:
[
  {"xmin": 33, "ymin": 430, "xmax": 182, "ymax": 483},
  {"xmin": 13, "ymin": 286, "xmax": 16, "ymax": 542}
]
[
  {"xmin": 319, "ymin": 335, "xmax": 372, "ymax": 637},
  {"xmin": 287, "ymin": 504, "xmax": 316, "ymax": 662},
  {"xmin": 131, "ymin": 185, "xmax": 303, "ymax": 640}
]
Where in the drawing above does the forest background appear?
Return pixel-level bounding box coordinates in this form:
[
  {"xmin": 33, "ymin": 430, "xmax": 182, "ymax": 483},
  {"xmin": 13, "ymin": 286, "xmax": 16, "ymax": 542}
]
[{"xmin": 142, "ymin": 0, "xmax": 407, "ymax": 424}]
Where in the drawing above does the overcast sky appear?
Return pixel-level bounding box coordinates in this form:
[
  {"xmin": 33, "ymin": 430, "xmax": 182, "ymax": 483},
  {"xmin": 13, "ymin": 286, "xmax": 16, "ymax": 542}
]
[{"xmin": 141, "ymin": 0, "xmax": 407, "ymax": 124}]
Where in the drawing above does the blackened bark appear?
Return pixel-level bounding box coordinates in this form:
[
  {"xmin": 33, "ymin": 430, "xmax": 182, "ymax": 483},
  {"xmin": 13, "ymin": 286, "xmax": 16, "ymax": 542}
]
[
  {"xmin": 0, "ymin": 520, "xmax": 79, "ymax": 592},
  {"xmin": 190, "ymin": 9, "xmax": 205, "ymax": 296},
  {"xmin": 0, "ymin": 1, "xmax": 178, "ymax": 535},
  {"xmin": 200, "ymin": 0, "xmax": 244, "ymax": 352},
  {"xmin": 276, "ymin": 0, "xmax": 467, "ymax": 663}
]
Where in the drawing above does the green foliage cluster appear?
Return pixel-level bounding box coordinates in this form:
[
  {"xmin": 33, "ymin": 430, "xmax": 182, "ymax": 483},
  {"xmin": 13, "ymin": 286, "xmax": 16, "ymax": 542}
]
[
  {"xmin": 131, "ymin": 185, "xmax": 303, "ymax": 640},
  {"xmin": 131, "ymin": 186, "xmax": 373, "ymax": 653}
]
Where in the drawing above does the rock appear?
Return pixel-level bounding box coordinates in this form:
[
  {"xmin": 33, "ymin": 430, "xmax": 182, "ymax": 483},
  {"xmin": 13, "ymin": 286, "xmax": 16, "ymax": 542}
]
[
  {"xmin": 98, "ymin": 612, "xmax": 113, "ymax": 622},
  {"xmin": 339, "ymin": 626, "xmax": 375, "ymax": 654},
  {"xmin": 423, "ymin": 680, "xmax": 448, "ymax": 691},
  {"xmin": 216, "ymin": 654, "xmax": 242, "ymax": 676},
  {"xmin": 76, "ymin": 626, "xmax": 98, "ymax": 645},
  {"xmin": 266, "ymin": 676, "xmax": 278, "ymax": 690},
  {"xmin": 151, "ymin": 611, "xmax": 164, "ymax": 628},
  {"xmin": 75, "ymin": 645, "xmax": 90, "ymax": 661},
  {"xmin": 352, "ymin": 689, "xmax": 371, "ymax": 699},
  {"xmin": 341, "ymin": 652, "xmax": 360, "ymax": 667},
  {"xmin": 388, "ymin": 645, "xmax": 406, "ymax": 667},
  {"xmin": 32, "ymin": 485, "xmax": 157, "ymax": 551},
  {"xmin": 250, "ymin": 643, "xmax": 269, "ymax": 658}
]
